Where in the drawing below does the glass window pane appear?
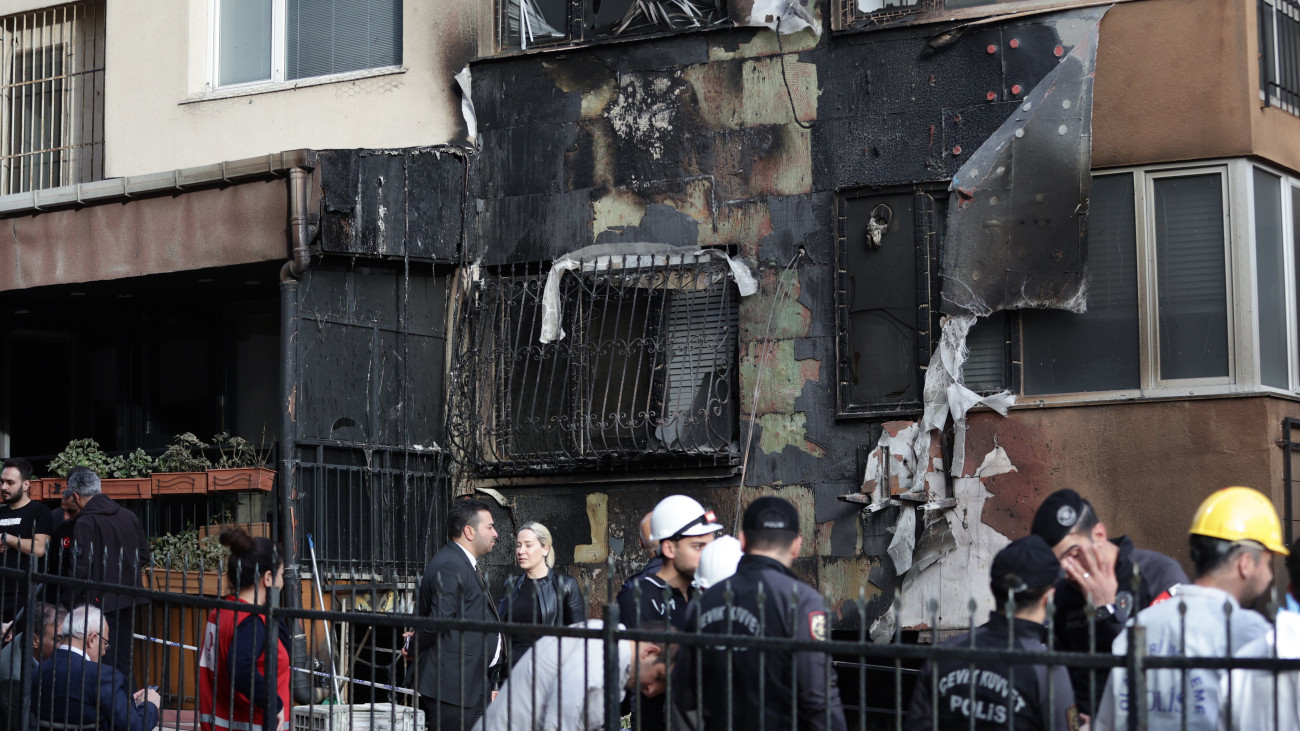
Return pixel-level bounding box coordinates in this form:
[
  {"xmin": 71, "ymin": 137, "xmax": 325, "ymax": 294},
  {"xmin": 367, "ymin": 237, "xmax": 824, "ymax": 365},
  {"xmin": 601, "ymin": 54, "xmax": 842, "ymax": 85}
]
[
  {"xmin": 1021, "ymin": 175, "xmax": 1140, "ymax": 394},
  {"xmin": 1255, "ymin": 168, "xmax": 1288, "ymax": 388},
  {"xmin": 287, "ymin": 0, "xmax": 402, "ymax": 81},
  {"xmin": 1293, "ymin": 186, "xmax": 1300, "ymax": 375},
  {"xmin": 219, "ymin": 0, "xmax": 272, "ymax": 86},
  {"xmin": 1154, "ymin": 174, "xmax": 1229, "ymax": 380}
]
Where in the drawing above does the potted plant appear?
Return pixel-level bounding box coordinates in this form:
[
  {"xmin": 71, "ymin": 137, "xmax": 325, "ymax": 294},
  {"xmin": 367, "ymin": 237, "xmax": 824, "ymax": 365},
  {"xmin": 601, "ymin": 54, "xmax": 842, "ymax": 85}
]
[
  {"xmin": 147, "ymin": 529, "xmax": 228, "ymax": 596},
  {"xmin": 104, "ymin": 448, "xmax": 155, "ymax": 499},
  {"xmin": 151, "ymin": 433, "xmax": 212, "ymax": 495},
  {"xmin": 207, "ymin": 432, "xmax": 274, "ymax": 492},
  {"xmin": 47, "ymin": 439, "xmax": 153, "ymax": 500}
]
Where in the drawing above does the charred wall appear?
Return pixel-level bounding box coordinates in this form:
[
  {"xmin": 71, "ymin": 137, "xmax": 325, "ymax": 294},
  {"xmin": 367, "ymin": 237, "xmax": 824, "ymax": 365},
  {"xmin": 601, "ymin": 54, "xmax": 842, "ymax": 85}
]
[
  {"xmin": 464, "ymin": 11, "xmax": 1093, "ymax": 626},
  {"xmin": 313, "ymin": 147, "xmax": 468, "ymax": 262}
]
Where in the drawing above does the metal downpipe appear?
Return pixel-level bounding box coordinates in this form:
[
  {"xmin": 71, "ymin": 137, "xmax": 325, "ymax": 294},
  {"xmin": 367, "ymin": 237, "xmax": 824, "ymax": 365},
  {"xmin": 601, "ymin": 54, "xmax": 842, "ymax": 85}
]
[{"xmin": 281, "ymin": 167, "xmax": 315, "ymax": 703}]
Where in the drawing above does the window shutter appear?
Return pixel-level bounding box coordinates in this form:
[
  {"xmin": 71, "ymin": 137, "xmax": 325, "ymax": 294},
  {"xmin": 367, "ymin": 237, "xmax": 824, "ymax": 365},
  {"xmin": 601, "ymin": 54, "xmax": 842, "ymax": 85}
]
[
  {"xmin": 656, "ymin": 285, "xmax": 738, "ymax": 452},
  {"xmin": 1255, "ymin": 168, "xmax": 1288, "ymax": 388},
  {"xmin": 962, "ymin": 313, "xmax": 1006, "ymax": 392},
  {"xmin": 286, "ymin": 0, "xmax": 402, "ymax": 81},
  {"xmin": 1153, "ymin": 174, "xmax": 1229, "ymax": 380},
  {"xmin": 1020, "ymin": 174, "xmax": 1141, "ymax": 394}
]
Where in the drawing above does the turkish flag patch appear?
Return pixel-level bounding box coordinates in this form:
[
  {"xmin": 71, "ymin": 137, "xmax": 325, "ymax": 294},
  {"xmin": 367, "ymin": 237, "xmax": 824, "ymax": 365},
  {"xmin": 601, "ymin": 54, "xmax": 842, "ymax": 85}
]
[
  {"xmin": 61, "ymin": 537, "xmax": 71, "ymax": 548},
  {"xmin": 808, "ymin": 611, "xmax": 828, "ymax": 641}
]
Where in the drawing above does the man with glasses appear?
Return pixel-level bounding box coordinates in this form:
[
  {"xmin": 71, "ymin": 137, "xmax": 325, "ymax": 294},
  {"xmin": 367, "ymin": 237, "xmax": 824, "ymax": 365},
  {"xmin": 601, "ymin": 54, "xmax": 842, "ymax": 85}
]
[{"xmin": 35, "ymin": 604, "xmax": 160, "ymax": 731}]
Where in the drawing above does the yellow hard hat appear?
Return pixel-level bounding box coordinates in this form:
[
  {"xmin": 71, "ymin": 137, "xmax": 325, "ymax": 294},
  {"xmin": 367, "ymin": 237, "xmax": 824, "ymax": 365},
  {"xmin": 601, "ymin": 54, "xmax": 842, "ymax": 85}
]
[{"xmin": 1189, "ymin": 486, "xmax": 1289, "ymax": 556}]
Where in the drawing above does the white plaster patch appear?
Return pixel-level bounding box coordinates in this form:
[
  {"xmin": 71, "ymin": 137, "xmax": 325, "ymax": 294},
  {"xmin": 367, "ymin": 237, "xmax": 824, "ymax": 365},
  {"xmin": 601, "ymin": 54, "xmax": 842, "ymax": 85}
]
[
  {"xmin": 605, "ymin": 75, "xmax": 680, "ymax": 161},
  {"xmin": 875, "ymin": 444, "xmax": 1014, "ymax": 639}
]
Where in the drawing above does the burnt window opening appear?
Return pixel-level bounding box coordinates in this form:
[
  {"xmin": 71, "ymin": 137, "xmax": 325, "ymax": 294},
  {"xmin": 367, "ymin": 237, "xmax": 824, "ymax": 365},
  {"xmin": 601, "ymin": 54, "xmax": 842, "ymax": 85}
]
[
  {"xmin": 450, "ymin": 254, "xmax": 740, "ymax": 475},
  {"xmin": 833, "ymin": 0, "xmax": 932, "ymax": 30},
  {"xmin": 835, "ymin": 186, "xmax": 1012, "ymax": 418},
  {"xmin": 499, "ymin": 0, "xmax": 727, "ymax": 51}
]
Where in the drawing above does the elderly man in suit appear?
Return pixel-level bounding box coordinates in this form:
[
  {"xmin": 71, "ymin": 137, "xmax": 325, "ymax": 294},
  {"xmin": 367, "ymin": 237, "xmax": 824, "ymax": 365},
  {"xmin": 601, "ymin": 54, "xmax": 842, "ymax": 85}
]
[
  {"xmin": 408, "ymin": 498, "xmax": 501, "ymax": 731},
  {"xmin": 36, "ymin": 604, "xmax": 160, "ymax": 731}
]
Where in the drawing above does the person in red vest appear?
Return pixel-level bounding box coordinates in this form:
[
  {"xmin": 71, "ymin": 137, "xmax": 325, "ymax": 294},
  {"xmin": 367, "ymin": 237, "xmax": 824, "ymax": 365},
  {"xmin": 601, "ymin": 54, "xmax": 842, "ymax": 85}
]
[{"xmin": 198, "ymin": 528, "xmax": 291, "ymax": 731}]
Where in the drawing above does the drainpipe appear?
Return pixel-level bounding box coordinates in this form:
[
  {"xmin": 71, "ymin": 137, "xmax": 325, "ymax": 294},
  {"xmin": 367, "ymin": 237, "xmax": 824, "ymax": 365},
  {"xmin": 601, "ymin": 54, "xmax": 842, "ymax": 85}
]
[{"xmin": 280, "ymin": 167, "xmax": 315, "ymax": 702}]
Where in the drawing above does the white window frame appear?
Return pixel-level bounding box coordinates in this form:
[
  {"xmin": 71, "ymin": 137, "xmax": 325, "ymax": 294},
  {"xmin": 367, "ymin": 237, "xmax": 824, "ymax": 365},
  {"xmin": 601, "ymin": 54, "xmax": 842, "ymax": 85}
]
[
  {"xmin": 1021, "ymin": 159, "xmax": 1298, "ymax": 406},
  {"xmin": 1136, "ymin": 163, "xmax": 1238, "ymax": 389},
  {"xmin": 209, "ymin": 0, "xmax": 402, "ymax": 91}
]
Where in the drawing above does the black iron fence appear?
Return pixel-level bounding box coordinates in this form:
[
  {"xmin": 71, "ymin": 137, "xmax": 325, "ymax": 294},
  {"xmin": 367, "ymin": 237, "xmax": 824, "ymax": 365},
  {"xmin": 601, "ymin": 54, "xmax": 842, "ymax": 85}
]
[
  {"xmin": 1261, "ymin": 0, "xmax": 1300, "ymax": 113},
  {"xmin": 4, "ymin": 553, "xmax": 1300, "ymax": 731}
]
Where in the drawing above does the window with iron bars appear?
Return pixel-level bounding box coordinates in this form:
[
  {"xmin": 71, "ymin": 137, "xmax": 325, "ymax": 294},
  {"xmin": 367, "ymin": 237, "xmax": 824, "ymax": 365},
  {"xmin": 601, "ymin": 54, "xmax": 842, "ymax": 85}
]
[
  {"xmin": 499, "ymin": 0, "xmax": 728, "ymax": 51},
  {"xmin": 1260, "ymin": 0, "xmax": 1300, "ymax": 114},
  {"xmin": 0, "ymin": 1, "xmax": 104, "ymax": 196},
  {"xmin": 449, "ymin": 254, "xmax": 740, "ymax": 475}
]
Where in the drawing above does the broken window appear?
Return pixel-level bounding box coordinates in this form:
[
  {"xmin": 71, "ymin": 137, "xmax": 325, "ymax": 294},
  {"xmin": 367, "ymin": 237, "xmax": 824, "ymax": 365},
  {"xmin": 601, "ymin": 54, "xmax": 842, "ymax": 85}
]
[
  {"xmin": 499, "ymin": 0, "xmax": 726, "ymax": 51},
  {"xmin": 835, "ymin": 186, "xmax": 1008, "ymax": 417},
  {"xmin": 451, "ymin": 253, "xmax": 740, "ymax": 474},
  {"xmin": 834, "ymin": 0, "xmax": 929, "ymax": 30},
  {"xmin": 1260, "ymin": 0, "xmax": 1300, "ymax": 115}
]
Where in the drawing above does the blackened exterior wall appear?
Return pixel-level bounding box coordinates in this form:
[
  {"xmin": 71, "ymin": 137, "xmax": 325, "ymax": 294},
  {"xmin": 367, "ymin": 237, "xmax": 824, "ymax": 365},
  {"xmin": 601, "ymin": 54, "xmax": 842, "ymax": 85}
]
[{"xmin": 462, "ymin": 12, "xmax": 1096, "ymax": 627}]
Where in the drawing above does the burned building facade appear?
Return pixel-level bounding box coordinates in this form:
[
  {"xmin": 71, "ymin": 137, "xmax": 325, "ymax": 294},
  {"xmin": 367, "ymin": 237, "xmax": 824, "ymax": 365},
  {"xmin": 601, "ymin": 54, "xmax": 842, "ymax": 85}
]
[{"xmin": 0, "ymin": 0, "xmax": 1298, "ymax": 652}]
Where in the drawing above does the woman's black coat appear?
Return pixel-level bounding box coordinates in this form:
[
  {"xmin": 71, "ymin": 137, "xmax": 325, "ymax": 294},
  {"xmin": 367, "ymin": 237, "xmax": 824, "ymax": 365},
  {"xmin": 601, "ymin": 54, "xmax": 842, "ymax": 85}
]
[{"xmin": 497, "ymin": 570, "xmax": 586, "ymax": 667}]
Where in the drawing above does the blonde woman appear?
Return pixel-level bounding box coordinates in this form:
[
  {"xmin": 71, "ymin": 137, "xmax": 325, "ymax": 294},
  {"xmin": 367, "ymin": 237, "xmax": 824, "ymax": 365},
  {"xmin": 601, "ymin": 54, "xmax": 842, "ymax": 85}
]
[{"xmin": 498, "ymin": 521, "xmax": 585, "ymax": 668}]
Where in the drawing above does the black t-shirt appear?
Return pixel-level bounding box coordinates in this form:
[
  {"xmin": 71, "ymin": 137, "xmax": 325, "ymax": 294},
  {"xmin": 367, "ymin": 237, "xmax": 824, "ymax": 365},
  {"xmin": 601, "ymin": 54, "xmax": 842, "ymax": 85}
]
[
  {"xmin": 506, "ymin": 577, "xmax": 540, "ymax": 624},
  {"xmin": 0, "ymin": 500, "xmax": 54, "ymax": 592}
]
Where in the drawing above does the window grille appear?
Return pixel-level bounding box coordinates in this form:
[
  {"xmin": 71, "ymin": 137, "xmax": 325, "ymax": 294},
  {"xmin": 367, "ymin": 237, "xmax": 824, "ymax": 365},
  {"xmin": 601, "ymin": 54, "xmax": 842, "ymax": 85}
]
[
  {"xmin": 1261, "ymin": 0, "xmax": 1300, "ymax": 114},
  {"xmin": 449, "ymin": 254, "xmax": 741, "ymax": 475},
  {"xmin": 0, "ymin": 1, "xmax": 104, "ymax": 196},
  {"xmin": 833, "ymin": 0, "xmax": 933, "ymax": 29},
  {"xmin": 499, "ymin": 0, "xmax": 726, "ymax": 51}
]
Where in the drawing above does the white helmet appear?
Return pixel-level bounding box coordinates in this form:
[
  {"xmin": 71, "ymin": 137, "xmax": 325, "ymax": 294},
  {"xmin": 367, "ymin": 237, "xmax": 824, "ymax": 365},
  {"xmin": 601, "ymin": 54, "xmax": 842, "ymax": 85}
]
[
  {"xmin": 692, "ymin": 535, "xmax": 743, "ymax": 590},
  {"xmin": 649, "ymin": 495, "xmax": 723, "ymax": 542}
]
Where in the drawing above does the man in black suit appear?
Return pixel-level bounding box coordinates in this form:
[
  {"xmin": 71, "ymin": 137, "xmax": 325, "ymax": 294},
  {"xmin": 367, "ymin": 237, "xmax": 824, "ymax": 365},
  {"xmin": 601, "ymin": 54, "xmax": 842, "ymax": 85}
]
[{"xmin": 409, "ymin": 498, "xmax": 501, "ymax": 731}]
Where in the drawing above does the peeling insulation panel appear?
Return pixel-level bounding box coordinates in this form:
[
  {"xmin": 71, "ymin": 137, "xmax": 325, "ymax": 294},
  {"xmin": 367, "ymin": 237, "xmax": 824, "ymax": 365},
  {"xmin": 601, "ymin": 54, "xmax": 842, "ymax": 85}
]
[
  {"xmin": 940, "ymin": 7, "xmax": 1109, "ymax": 316},
  {"xmin": 314, "ymin": 147, "xmax": 468, "ymax": 262}
]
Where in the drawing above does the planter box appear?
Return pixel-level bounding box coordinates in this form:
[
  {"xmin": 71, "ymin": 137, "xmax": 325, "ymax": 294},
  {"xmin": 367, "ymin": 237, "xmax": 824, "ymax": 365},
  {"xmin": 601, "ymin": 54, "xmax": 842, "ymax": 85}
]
[
  {"xmin": 148, "ymin": 568, "xmax": 225, "ymax": 597},
  {"xmin": 207, "ymin": 467, "xmax": 274, "ymax": 492},
  {"xmin": 198, "ymin": 522, "xmax": 270, "ymax": 540},
  {"xmin": 101, "ymin": 477, "xmax": 152, "ymax": 500},
  {"xmin": 28, "ymin": 478, "xmax": 45, "ymax": 501},
  {"xmin": 151, "ymin": 471, "xmax": 209, "ymax": 495},
  {"xmin": 40, "ymin": 478, "xmax": 67, "ymax": 502}
]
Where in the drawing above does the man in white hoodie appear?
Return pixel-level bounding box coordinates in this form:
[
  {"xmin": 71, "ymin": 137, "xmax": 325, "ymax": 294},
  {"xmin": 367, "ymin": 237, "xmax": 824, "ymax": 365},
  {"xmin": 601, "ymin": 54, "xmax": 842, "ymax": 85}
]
[
  {"xmin": 1094, "ymin": 487, "xmax": 1285, "ymax": 731},
  {"xmin": 473, "ymin": 619, "xmax": 671, "ymax": 731},
  {"xmin": 1220, "ymin": 537, "xmax": 1300, "ymax": 730}
]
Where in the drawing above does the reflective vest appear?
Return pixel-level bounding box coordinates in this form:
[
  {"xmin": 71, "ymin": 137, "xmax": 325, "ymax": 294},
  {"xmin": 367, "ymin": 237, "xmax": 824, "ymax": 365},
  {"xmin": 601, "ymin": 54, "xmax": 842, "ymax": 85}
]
[{"xmin": 198, "ymin": 596, "xmax": 292, "ymax": 731}]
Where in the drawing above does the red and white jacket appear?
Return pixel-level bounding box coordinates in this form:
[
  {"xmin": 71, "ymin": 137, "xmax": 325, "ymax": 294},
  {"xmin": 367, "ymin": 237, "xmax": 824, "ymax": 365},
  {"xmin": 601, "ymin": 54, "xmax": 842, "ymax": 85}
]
[{"xmin": 198, "ymin": 597, "xmax": 292, "ymax": 731}]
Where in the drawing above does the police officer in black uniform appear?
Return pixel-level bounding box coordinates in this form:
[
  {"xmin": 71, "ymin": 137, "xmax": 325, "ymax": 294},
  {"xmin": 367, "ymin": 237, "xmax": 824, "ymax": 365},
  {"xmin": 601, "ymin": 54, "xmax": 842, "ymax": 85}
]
[
  {"xmin": 1030, "ymin": 489, "xmax": 1187, "ymax": 715},
  {"xmin": 674, "ymin": 496, "xmax": 847, "ymax": 731},
  {"xmin": 906, "ymin": 535, "xmax": 1079, "ymax": 731}
]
